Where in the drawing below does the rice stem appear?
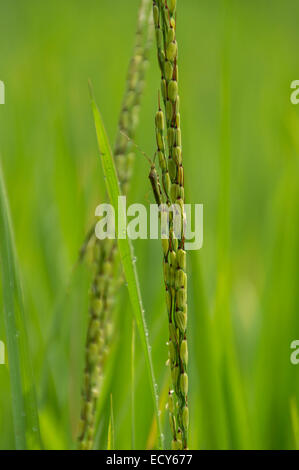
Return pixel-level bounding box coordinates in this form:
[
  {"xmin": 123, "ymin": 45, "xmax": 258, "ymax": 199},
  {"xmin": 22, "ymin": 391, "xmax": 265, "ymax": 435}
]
[{"xmin": 151, "ymin": 0, "xmax": 189, "ymax": 450}]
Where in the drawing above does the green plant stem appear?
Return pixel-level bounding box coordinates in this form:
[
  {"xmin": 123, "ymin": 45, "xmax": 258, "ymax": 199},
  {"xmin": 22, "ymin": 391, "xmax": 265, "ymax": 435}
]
[{"xmin": 131, "ymin": 319, "xmax": 136, "ymax": 450}]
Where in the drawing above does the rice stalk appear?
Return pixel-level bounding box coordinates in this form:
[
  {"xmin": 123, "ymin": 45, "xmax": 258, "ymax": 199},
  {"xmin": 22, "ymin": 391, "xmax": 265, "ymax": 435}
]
[
  {"xmin": 77, "ymin": 0, "xmax": 153, "ymax": 450},
  {"xmin": 151, "ymin": 0, "xmax": 188, "ymax": 450},
  {"xmin": 114, "ymin": 0, "xmax": 153, "ymax": 196}
]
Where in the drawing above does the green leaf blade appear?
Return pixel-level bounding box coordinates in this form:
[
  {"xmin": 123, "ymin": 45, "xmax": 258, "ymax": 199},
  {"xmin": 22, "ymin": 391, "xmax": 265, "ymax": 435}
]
[
  {"xmin": 89, "ymin": 86, "xmax": 164, "ymax": 449},
  {"xmin": 0, "ymin": 162, "xmax": 41, "ymax": 450}
]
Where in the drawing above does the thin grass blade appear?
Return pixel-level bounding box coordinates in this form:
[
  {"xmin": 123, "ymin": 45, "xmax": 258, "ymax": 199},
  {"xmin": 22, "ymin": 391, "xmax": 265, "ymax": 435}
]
[
  {"xmin": 89, "ymin": 84, "xmax": 164, "ymax": 449},
  {"xmin": 131, "ymin": 319, "xmax": 136, "ymax": 450},
  {"xmin": 0, "ymin": 162, "xmax": 41, "ymax": 449},
  {"xmin": 107, "ymin": 394, "xmax": 115, "ymax": 450}
]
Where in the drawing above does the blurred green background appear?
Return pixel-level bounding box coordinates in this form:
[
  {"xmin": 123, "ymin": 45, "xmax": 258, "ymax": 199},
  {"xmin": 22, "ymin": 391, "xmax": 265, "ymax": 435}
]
[{"xmin": 0, "ymin": 0, "xmax": 299, "ymax": 450}]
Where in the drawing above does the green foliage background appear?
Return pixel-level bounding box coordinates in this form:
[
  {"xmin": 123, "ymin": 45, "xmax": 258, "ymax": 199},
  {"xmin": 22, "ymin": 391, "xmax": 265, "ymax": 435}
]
[{"xmin": 0, "ymin": 0, "xmax": 299, "ymax": 450}]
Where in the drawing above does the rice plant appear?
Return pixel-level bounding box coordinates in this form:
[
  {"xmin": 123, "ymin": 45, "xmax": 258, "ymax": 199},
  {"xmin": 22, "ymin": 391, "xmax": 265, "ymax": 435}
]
[{"xmin": 0, "ymin": 0, "xmax": 299, "ymax": 452}]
